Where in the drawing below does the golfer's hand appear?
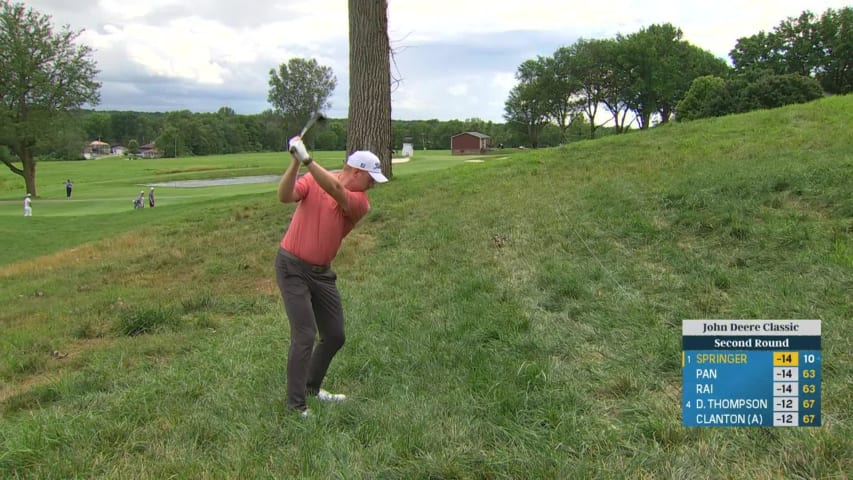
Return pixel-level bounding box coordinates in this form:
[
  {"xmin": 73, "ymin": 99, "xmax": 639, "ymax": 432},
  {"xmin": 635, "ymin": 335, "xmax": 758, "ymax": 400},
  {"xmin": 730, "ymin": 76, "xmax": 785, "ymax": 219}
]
[{"xmin": 288, "ymin": 136, "xmax": 311, "ymax": 164}]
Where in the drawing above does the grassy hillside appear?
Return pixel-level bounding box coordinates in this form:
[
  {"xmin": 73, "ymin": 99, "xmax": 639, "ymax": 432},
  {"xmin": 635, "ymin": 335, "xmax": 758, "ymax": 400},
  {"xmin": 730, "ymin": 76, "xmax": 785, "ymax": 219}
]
[{"xmin": 1, "ymin": 96, "xmax": 851, "ymax": 478}]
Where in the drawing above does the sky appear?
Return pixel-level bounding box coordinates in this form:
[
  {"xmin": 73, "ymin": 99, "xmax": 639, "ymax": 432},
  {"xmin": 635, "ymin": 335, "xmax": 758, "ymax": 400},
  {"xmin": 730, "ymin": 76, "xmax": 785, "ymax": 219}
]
[{"xmin": 19, "ymin": 0, "xmax": 850, "ymax": 122}]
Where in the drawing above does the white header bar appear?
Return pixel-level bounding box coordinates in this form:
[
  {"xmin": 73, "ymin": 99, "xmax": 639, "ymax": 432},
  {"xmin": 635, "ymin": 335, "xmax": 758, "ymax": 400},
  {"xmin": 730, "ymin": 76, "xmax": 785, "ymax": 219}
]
[{"xmin": 683, "ymin": 320, "xmax": 821, "ymax": 336}]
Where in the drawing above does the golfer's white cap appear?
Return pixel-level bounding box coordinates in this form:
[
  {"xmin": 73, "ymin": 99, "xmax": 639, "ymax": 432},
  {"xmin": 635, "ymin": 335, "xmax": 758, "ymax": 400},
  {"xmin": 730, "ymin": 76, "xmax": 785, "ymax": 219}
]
[
  {"xmin": 346, "ymin": 151, "xmax": 388, "ymax": 183},
  {"xmin": 26, "ymin": 193, "xmax": 31, "ymax": 197}
]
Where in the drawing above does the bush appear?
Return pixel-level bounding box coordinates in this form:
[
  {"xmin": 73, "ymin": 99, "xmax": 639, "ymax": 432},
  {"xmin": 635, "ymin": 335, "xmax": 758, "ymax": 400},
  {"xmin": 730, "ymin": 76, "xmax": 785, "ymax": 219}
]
[
  {"xmin": 742, "ymin": 74, "xmax": 824, "ymax": 109},
  {"xmin": 676, "ymin": 76, "xmax": 734, "ymax": 121},
  {"xmin": 679, "ymin": 74, "xmax": 825, "ymax": 121}
]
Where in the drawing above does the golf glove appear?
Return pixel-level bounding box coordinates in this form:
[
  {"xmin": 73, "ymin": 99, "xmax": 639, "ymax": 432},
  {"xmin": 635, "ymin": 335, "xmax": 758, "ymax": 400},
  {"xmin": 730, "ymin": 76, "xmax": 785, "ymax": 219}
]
[{"xmin": 288, "ymin": 137, "xmax": 311, "ymax": 164}]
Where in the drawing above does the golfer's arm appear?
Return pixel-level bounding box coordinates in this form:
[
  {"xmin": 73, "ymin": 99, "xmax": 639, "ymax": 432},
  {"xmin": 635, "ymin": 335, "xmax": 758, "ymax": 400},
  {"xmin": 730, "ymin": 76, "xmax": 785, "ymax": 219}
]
[
  {"xmin": 277, "ymin": 157, "xmax": 302, "ymax": 203},
  {"xmin": 305, "ymin": 161, "xmax": 351, "ymax": 216}
]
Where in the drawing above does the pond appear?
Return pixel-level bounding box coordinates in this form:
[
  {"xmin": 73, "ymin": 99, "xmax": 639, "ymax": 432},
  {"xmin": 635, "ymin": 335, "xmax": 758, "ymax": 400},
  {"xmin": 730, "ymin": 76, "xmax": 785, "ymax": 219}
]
[{"xmin": 149, "ymin": 175, "xmax": 281, "ymax": 188}]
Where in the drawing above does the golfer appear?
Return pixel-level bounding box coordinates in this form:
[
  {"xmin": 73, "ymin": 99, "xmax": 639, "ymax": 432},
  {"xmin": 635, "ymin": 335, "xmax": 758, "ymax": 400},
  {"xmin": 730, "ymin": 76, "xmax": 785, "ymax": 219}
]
[
  {"xmin": 65, "ymin": 179, "xmax": 73, "ymax": 199},
  {"xmin": 23, "ymin": 193, "xmax": 32, "ymax": 216},
  {"xmin": 275, "ymin": 136, "xmax": 387, "ymax": 417}
]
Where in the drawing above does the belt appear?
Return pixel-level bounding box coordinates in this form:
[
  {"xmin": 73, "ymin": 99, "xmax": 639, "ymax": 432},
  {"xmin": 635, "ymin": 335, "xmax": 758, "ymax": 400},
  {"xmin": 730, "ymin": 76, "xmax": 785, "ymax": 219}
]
[{"xmin": 280, "ymin": 248, "xmax": 331, "ymax": 273}]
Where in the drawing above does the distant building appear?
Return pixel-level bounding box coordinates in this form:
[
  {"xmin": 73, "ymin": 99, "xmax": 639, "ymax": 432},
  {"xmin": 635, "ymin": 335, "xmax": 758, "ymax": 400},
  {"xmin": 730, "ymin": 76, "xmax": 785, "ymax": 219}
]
[
  {"xmin": 111, "ymin": 145, "xmax": 127, "ymax": 155},
  {"xmin": 81, "ymin": 140, "xmax": 111, "ymax": 159},
  {"xmin": 137, "ymin": 142, "xmax": 162, "ymax": 159},
  {"xmin": 451, "ymin": 132, "xmax": 490, "ymax": 155}
]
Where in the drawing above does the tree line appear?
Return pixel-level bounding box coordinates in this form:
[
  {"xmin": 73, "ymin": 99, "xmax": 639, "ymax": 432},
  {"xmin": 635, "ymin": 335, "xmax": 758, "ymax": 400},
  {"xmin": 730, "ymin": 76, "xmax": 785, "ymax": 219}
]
[
  {"xmin": 8, "ymin": 54, "xmax": 545, "ymax": 161},
  {"xmin": 54, "ymin": 109, "xmax": 544, "ymax": 159},
  {"xmin": 504, "ymin": 7, "xmax": 851, "ymax": 147}
]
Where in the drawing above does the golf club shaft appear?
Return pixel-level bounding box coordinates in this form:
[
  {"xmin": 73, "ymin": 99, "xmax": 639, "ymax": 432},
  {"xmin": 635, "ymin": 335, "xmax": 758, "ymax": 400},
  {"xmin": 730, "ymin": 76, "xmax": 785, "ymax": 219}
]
[
  {"xmin": 299, "ymin": 112, "xmax": 324, "ymax": 137},
  {"xmin": 290, "ymin": 112, "xmax": 326, "ymax": 153}
]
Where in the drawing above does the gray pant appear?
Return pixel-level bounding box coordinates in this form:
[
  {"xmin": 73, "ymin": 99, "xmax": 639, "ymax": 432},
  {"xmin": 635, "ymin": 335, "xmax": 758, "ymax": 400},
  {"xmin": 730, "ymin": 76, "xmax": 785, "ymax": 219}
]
[{"xmin": 275, "ymin": 248, "xmax": 345, "ymax": 411}]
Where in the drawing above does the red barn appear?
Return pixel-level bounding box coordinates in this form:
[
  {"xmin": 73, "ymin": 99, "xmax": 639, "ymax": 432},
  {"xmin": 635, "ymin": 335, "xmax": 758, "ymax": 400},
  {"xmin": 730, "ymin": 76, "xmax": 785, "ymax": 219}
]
[{"xmin": 451, "ymin": 132, "xmax": 490, "ymax": 155}]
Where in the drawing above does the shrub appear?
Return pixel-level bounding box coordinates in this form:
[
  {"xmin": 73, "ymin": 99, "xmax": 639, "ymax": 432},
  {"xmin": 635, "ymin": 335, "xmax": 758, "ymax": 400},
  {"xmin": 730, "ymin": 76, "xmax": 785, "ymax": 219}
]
[
  {"xmin": 742, "ymin": 74, "xmax": 824, "ymax": 109},
  {"xmin": 676, "ymin": 76, "xmax": 734, "ymax": 121}
]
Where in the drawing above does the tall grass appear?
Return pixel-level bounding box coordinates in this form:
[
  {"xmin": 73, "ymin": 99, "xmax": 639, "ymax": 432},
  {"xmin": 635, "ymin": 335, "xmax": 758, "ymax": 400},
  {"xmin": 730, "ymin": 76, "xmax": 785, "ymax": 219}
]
[{"xmin": 1, "ymin": 96, "xmax": 851, "ymax": 478}]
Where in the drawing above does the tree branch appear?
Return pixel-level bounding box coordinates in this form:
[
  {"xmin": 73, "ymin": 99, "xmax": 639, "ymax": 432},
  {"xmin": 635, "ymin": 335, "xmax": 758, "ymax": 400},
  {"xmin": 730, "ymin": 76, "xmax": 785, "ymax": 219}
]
[{"xmin": 0, "ymin": 155, "xmax": 24, "ymax": 176}]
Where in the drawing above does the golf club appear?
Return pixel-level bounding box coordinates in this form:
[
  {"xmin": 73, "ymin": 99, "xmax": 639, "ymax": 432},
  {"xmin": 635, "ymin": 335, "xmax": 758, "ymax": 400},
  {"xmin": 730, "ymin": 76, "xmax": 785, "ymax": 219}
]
[
  {"xmin": 301, "ymin": 111, "xmax": 327, "ymax": 137},
  {"xmin": 289, "ymin": 111, "xmax": 328, "ymax": 154}
]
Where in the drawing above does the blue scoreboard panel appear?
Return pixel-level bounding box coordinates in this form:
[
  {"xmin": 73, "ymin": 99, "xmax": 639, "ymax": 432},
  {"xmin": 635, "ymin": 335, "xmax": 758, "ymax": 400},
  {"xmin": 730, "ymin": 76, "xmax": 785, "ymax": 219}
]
[{"xmin": 682, "ymin": 320, "xmax": 821, "ymax": 427}]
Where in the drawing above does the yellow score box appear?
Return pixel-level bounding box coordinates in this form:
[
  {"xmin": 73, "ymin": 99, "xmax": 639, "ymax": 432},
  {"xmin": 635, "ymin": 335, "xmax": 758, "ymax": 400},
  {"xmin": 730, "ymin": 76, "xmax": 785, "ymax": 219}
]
[{"xmin": 773, "ymin": 351, "xmax": 799, "ymax": 366}]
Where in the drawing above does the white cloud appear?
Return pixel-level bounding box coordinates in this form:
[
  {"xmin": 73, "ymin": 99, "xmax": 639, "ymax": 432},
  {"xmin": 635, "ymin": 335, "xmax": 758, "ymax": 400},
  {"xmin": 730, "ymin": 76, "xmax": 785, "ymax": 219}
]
[
  {"xmin": 388, "ymin": 0, "xmax": 637, "ymax": 40},
  {"xmin": 491, "ymin": 72, "xmax": 516, "ymax": 92},
  {"xmin": 447, "ymin": 83, "xmax": 468, "ymax": 96},
  {"xmin": 97, "ymin": 0, "xmax": 176, "ymax": 19}
]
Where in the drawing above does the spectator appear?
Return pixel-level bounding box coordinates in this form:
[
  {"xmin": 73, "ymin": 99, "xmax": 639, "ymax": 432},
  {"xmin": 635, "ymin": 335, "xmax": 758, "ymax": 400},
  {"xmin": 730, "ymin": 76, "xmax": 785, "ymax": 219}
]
[{"xmin": 23, "ymin": 193, "xmax": 32, "ymax": 216}]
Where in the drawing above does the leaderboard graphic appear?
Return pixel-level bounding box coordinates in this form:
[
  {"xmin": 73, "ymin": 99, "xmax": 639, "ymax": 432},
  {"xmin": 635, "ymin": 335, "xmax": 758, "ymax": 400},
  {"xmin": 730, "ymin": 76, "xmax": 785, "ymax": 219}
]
[{"xmin": 682, "ymin": 320, "xmax": 822, "ymax": 427}]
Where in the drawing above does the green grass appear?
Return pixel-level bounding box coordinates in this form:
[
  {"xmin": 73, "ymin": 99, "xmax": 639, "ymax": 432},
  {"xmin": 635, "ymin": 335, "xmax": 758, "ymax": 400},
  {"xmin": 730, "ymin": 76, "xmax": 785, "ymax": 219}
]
[
  {"xmin": 0, "ymin": 149, "xmax": 490, "ymax": 205},
  {"xmin": 0, "ymin": 96, "xmax": 851, "ymax": 478},
  {"xmin": 0, "ymin": 150, "xmax": 493, "ymax": 264}
]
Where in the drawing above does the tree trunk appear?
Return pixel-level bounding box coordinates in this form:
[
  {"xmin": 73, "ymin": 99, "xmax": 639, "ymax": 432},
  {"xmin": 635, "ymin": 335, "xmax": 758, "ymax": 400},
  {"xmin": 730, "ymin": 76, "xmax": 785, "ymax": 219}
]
[
  {"xmin": 22, "ymin": 147, "xmax": 37, "ymax": 197},
  {"xmin": 347, "ymin": 0, "xmax": 392, "ymax": 180},
  {"xmin": 640, "ymin": 111, "xmax": 652, "ymax": 129},
  {"xmin": 618, "ymin": 109, "xmax": 630, "ymax": 133}
]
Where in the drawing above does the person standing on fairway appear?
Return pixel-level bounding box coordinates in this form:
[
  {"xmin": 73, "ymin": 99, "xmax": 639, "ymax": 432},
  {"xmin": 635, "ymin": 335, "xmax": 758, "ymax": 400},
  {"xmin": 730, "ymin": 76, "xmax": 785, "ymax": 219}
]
[
  {"xmin": 23, "ymin": 193, "xmax": 32, "ymax": 216},
  {"xmin": 275, "ymin": 136, "xmax": 387, "ymax": 417},
  {"xmin": 148, "ymin": 187, "xmax": 156, "ymax": 208},
  {"xmin": 65, "ymin": 179, "xmax": 73, "ymax": 199}
]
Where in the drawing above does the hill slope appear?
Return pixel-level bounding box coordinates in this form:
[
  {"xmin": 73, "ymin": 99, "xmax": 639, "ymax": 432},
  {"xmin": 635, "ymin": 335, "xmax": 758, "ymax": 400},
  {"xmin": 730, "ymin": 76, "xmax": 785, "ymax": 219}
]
[{"xmin": 1, "ymin": 95, "xmax": 851, "ymax": 478}]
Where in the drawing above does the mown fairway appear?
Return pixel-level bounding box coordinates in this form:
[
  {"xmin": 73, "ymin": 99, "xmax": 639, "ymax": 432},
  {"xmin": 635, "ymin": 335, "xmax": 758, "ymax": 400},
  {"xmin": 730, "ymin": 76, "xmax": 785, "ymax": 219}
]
[
  {"xmin": 1, "ymin": 97, "xmax": 851, "ymax": 478},
  {"xmin": 0, "ymin": 150, "xmax": 492, "ymax": 264}
]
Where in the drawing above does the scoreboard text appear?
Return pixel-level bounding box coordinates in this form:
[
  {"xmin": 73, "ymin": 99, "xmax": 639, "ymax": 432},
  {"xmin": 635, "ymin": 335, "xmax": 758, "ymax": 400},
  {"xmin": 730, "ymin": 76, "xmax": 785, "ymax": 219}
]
[{"xmin": 682, "ymin": 320, "xmax": 821, "ymax": 427}]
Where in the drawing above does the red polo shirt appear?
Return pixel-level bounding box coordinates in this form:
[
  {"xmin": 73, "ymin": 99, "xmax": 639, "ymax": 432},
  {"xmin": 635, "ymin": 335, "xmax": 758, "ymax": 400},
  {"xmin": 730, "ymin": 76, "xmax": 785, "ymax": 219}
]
[{"xmin": 280, "ymin": 173, "xmax": 370, "ymax": 265}]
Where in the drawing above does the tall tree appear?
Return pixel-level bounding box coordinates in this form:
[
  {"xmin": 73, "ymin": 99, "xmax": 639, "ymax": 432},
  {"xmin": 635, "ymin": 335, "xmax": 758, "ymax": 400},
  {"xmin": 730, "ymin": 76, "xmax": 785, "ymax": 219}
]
[
  {"xmin": 544, "ymin": 50, "xmax": 582, "ymax": 143},
  {"xmin": 347, "ymin": 0, "xmax": 392, "ymax": 179},
  {"xmin": 730, "ymin": 31, "xmax": 786, "ymax": 76},
  {"xmin": 815, "ymin": 7, "xmax": 853, "ymax": 94},
  {"xmin": 616, "ymin": 23, "xmax": 685, "ymax": 129},
  {"xmin": 267, "ymin": 57, "xmax": 337, "ymax": 147},
  {"xmin": 0, "ymin": 1, "xmax": 100, "ymax": 196},
  {"xmin": 656, "ymin": 43, "xmax": 729, "ymax": 124},
  {"xmin": 730, "ymin": 7, "xmax": 852, "ymax": 94},
  {"xmin": 569, "ymin": 38, "xmax": 611, "ymax": 138},
  {"xmin": 776, "ymin": 11, "xmax": 823, "ymax": 77},
  {"xmin": 504, "ymin": 61, "xmax": 550, "ymax": 148}
]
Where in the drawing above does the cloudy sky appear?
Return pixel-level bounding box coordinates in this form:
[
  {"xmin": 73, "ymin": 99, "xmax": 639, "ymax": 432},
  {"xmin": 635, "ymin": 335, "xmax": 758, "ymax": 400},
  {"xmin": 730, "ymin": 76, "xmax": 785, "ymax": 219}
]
[{"xmin": 21, "ymin": 0, "xmax": 848, "ymax": 122}]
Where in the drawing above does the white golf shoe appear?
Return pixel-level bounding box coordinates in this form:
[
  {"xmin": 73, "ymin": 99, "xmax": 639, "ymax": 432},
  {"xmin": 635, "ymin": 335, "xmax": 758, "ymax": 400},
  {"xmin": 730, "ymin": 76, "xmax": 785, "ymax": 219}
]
[
  {"xmin": 299, "ymin": 408, "xmax": 312, "ymax": 418},
  {"xmin": 317, "ymin": 389, "xmax": 347, "ymax": 402}
]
